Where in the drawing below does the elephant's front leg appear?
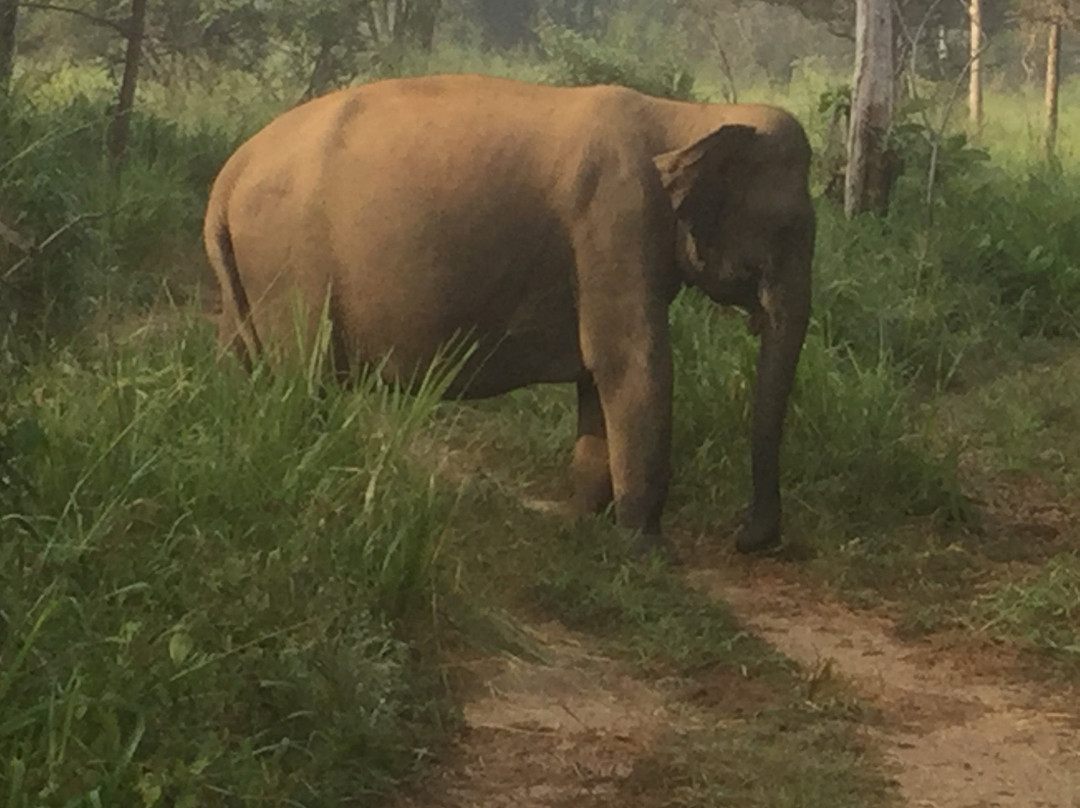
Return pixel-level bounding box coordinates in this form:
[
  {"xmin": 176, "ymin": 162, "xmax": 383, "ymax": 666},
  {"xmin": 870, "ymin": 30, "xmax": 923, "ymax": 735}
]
[
  {"xmin": 586, "ymin": 339, "xmax": 674, "ymax": 555},
  {"xmin": 738, "ymin": 263, "xmax": 812, "ymax": 553},
  {"xmin": 570, "ymin": 175, "xmax": 676, "ymax": 555},
  {"xmin": 572, "ymin": 375, "xmax": 613, "ymax": 515}
]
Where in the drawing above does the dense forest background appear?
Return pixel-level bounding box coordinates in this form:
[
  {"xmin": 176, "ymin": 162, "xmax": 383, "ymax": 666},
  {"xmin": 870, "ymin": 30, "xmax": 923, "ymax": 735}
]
[{"xmin": 4, "ymin": 0, "xmax": 1077, "ymax": 104}]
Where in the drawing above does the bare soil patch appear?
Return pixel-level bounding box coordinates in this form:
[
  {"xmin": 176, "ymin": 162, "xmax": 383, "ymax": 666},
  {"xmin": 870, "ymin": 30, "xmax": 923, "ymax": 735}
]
[
  {"xmin": 691, "ymin": 565, "xmax": 1080, "ymax": 808},
  {"xmin": 402, "ymin": 431, "xmax": 1080, "ymax": 807},
  {"xmin": 399, "ymin": 622, "xmax": 673, "ymax": 808}
]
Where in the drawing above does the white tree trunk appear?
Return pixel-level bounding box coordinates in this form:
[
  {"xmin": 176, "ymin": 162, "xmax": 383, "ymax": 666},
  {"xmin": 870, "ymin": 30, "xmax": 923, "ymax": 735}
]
[
  {"xmin": 969, "ymin": 0, "xmax": 983, "ymax": 137},
  {"xmin": 1045, "ymin": 20, "xmax": 1061, "ymax": 160},
  {"xmin": 845, "ymin": 0, "xmax": 894, "ymax": 217}
]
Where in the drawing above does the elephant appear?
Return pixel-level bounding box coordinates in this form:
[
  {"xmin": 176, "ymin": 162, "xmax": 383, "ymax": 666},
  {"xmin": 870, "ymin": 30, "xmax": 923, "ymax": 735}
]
[{"xmin": 203, "ymin": 73, "xmax": 815, "ymax": 556}]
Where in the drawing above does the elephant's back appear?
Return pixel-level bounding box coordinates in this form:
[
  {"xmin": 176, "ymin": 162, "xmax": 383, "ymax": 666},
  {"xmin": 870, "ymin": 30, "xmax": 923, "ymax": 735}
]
[
  {"xmin": 214, "ymin": 74, "xmax": 659, "ymax": 283},
  {"xmin": 210, "ymin": 75, "xmax": 629, "ymax": 388},
  {"xmin": 219, "ymin": 75, "xmax": 657, "ymax": 195}
]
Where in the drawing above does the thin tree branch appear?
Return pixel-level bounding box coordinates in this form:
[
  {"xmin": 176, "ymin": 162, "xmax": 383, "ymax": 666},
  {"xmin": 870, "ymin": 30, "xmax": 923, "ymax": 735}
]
[
  {"xmin": 894, "ymin": 0, "xmax": 944, "ymax": 78},
  {"xmin": 2, "ymin": 207, "xmax": 127, "ymax": 282},
  {"xmin": 910, "ymin": 36, "xmax": 993, "ymax": 223}
]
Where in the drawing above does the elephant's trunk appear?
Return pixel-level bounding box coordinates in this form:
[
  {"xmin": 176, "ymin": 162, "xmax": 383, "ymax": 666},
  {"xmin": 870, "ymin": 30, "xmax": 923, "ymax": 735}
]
[{"xmin": 737, "ymin": 217, "xmax": 814, "ymax": 553}]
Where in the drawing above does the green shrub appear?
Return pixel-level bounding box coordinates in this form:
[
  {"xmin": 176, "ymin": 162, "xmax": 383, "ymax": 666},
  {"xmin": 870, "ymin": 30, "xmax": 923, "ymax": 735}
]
[
  {"xmin": 809, "ymin": 84, "xmax": 1080, "ymax": 382},
  {"xmin": 933, "ymin": 171, "xmax": 1080, "ymax": 340},
  {"xmin": 811, "ymin": 165, "xmax": 1080, "ymax": 394},
  {"xmin": 538, "ymin": 24, "xmax": 696, "ymax": 100},
  {"xmin": 812, "ymin": 203, "xmax": 1007, "ymax": 389},
  {"xmin": 0, "ymin": 316, "xmax": 458, "ymax": 805},
  {"xmin": 0, "ymin": 94, "xmax": 239, "ymax": 352}
]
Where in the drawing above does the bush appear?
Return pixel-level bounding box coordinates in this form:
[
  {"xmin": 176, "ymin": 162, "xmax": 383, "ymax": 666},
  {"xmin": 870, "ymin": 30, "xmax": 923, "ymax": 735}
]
[
  {"xmin": 811, "ymin": 203, "xmax": 1006, "ymax": 389},
  {"xmin": 810, "ymin": 160, "xmax": 1080, "ymax": 392},
  {"xmin": 0, "ymin": 317, "xmax": 458, "ymax": 805},
  {"xmin": 538, "ymin": 24, "xmax": 696, "ymax": 100},
  {"xmin": 0, "ymin": 93, "xmax": 239, "ymax": 354},
  {"xmin": 933, "ymin": 171, "xmax": 1080, "ymax": 341}
]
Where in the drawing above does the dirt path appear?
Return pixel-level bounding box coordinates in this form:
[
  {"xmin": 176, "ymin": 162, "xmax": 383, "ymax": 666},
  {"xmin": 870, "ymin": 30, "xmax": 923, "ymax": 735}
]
[
  {"xmin": 400, "ymin": 621, "xmax": 671, "ymax": 807},
  {"xmin": 691, "ymin": 565, "xmax": 1080, "ymax": 808},
  {"xmin": 404, "ymin": 556, "xmax": 1080, "ymax": 807}
]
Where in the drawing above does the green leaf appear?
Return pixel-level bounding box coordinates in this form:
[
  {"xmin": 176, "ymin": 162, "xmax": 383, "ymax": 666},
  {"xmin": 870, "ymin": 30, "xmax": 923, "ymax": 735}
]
[{"xmin": 169, "ymin": 632, "xmax": 194, "ymax": 666}]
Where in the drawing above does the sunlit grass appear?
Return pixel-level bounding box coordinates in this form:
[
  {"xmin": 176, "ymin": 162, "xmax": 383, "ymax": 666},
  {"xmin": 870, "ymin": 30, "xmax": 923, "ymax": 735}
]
[{"xmin": 0, "ymin": 314, "xmax": 460, "ymax": 805}]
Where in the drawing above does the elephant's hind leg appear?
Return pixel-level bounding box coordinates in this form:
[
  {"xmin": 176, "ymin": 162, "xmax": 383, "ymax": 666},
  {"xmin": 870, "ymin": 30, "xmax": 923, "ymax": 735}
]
[
  {"xmin": 216, "ymin": 309, "xmax": 255, "ymax": 371},
  {"xmin": 572, "ymin": 376, "xmax": 613, "ymax": 515}
]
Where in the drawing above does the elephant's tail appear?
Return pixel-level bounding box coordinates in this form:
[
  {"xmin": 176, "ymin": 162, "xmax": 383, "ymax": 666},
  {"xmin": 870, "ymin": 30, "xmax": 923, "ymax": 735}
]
[{"xmin": 204, "ymin": 203, "xmax": 262, "ymax": 368}]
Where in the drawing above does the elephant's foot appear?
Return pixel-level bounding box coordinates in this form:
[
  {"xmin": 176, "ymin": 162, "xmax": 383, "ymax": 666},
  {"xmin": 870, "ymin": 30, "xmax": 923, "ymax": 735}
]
[
  {"xmin": 735, "ymin": 516, "xmax": 781, "ymax": 554},
  {"xmin": 571, "ymin": 435, "xmax": 614, "ymax": 515}
]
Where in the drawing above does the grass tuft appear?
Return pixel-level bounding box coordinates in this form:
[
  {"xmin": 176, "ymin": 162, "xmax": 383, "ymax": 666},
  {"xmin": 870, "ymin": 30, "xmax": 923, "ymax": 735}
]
[
  {"xmin": 978, "ymin": 553, "xmax": 1080, "ymax": 672},
  {"xmin": 0, "ymin": 314, "xmax": 459, "ymax": 805},
  {"xmin": 627, "ymin": 700, "xmax": 898, "ymax": 808},
  {"xmin": 532, "ymin": 520, "xmax": 790, "ymax": 678}
]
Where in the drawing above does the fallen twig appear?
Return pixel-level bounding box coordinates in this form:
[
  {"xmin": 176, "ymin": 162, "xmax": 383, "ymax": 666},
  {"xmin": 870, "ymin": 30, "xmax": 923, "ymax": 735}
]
[{"xmin": 1, "ymin": 206, "xmax": 127, "ymax": 283}]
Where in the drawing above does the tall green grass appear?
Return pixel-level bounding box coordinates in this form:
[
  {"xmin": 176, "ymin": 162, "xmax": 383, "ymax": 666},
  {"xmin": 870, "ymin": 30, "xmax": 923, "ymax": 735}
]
[
  {"xmin": 665, "ymin": 288, "xmax": 967, "ymax": 547},
  {"xmin": 0, "ymin": 316, "xmax": 458, "ymax": 805}
]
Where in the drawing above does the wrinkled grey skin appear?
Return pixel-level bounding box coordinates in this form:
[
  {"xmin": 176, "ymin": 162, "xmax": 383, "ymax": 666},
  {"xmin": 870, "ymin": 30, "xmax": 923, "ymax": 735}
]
[{"xmin": 204, "ymin": 74, "xmax": 815, "ymax": 555}]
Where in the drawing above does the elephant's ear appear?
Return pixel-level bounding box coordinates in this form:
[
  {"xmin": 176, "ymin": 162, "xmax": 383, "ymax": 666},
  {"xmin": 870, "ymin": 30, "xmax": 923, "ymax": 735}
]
[{"xmin": 653, "ymin": 124, "xmax": 758, "ymax": 225}]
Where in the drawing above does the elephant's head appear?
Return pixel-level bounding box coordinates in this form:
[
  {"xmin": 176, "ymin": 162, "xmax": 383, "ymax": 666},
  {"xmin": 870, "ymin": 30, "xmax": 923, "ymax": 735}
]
[
  {"xmin": 653, "ymin": 120, "xmax": 815, "ymax": 553},
  {"xmin": 653, "ymin": 123, "xmax": 814, "ymax": 312}
]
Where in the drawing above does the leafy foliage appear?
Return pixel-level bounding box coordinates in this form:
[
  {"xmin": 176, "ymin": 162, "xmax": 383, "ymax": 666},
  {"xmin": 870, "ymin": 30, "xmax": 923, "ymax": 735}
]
[
  {"xmin": 538, "ymin": 23, "xmax": 696, "ymax": 99},
  {"xmin": 0, "ymin": 95, "xmax": 238, "ymax": 351}
]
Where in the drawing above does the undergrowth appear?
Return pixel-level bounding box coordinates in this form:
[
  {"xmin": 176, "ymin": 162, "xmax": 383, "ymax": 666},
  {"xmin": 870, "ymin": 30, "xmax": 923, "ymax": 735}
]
[
  {"xmin": 978, "ymin": 554, "xmax": 1080, "ymax": 674},
  {"xmin": 0, "ymin": 95, "xmax": 240, "ymax": 352},
  {"xmin": 0, "ymin": 317, "xmax": 458, "ymax": 805},
  {"xmin": 667, "ymin": 293, "xmax": 969, "ymax": 544}
]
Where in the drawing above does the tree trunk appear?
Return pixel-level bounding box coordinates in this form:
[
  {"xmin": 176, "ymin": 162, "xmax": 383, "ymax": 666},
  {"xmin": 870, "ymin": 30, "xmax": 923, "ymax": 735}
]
[
  {"xmin": 968, "ymin": 0, "xmax": 982, "ymax": 139},
  {"xmin": 1045, "ymin": 20, "xmax": 1061, "ymax": 162},
  {"xmin": 845, "ymin": 0, "xmax": 894, "ymax": 217},
  {"xmin": 382, "ymin": 0, "xmax": 440, "ymax": 49},
  {"xmin": 302, "ymin": 37, "xmax": 336, "ymax": 101},
  {"xmin": 1021, "ymin": 27, "xmax": 1038, "ymax": 87},
  {"xmin": 409, "ymin": 0, "xmax": 440, "ymax": 50},
  {"xmin": 0, "ymin": 0, "xmax": 17, "ymax": 97},
  {"xmin": 107, "ymin": 0, "xmax": 148, "ymax": 171}
]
